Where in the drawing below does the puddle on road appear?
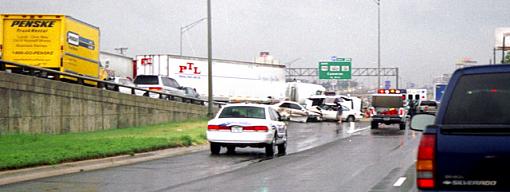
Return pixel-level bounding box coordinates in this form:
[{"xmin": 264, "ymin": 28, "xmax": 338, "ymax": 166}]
[{"xmin": 286, "ymin": 121, "xmax": 371, "ymax": 153}]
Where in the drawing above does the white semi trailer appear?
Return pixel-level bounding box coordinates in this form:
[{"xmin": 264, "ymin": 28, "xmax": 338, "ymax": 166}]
[
  {"xmin": 286, "ymin": 81, "xmax": 326, "ymax": 105},
  {"xmin": 135, "ymin": 55, "xmax": 286, "ymax": 101}
]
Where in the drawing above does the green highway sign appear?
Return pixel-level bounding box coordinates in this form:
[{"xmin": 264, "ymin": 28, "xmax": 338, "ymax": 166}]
[{"xmin": 318, "ymin": 58, "xmax": 352, "ymax": 79}]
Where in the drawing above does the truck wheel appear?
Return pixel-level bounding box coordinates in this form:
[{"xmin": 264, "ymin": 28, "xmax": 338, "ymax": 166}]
[
  {"xmin": 210, "ymin": 142, "xmax": 221, "ymax": 155},
  {"xmin": 265, "ymin": 136, "xmax": 276, "ymax": 157},
  {"xmin": 399, "ymin": 122, "xmax": 406, "ymax": 130},
  {"xmin": 347, "ymin": 116, "xmax": 355, "ymax": 122},
  {"xmin": 371, "ymin": 122, "xmax": 379, "ymax": 129}
]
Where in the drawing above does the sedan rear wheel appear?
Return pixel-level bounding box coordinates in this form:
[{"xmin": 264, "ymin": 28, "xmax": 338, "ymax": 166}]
[
  {"xmin": 227, "ymin": 146, "xmax": 236, "ymax": 154},
  {"xmin": 210, "ymin": 142, "xmax": 220, "ymax": 155},
  {"xmin": 265, "ymin": 136, "xmax": 276, "ymax": 157},
  {"xmin": 277, "ymin": 140, "xmax": 287, "ymax": 155}
]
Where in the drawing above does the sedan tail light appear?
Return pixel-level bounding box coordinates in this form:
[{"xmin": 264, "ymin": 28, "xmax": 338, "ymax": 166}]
[
  {"xmin": 243, "ymin": 126, "xmax": 269, "ymax": 132},
  {"xmin": 149, "ymin": 87, "xmax": 162, "ymax": 91},
  {"xmin": 207, "ymin": 125, "xmax": 229, "ymax": 131},
  {"xmin": 417, "ymin": 134, "xmax": 436, "ymax": 189}
]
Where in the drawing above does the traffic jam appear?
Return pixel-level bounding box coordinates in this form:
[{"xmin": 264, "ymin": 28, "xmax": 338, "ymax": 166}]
[{"xmin": 2, "ymin": 3, "xmax": 510, "ymax": 191}]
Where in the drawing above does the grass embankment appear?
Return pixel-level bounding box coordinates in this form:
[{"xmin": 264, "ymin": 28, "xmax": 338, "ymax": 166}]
[{"xmin": 0, "ymin": 119, "xmax": 208, "ymax": 171}]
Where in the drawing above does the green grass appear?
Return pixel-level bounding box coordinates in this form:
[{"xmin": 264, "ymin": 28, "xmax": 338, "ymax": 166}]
[{"xmin": 0, "ymin": 119, "xmax": 209, "ymax": 171}]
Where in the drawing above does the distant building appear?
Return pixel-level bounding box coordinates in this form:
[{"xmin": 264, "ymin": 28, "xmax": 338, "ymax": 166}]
[
  {"xmin": 100, "ymin": 51, "xmax": 134, "ymax": 79},
  {"xmin": 455, "ymin": 57, "xmax": 477, "ymax": 69},
  {"xmin": 255, "ymin": 52, "xmax": 280, "ymax": 64}
]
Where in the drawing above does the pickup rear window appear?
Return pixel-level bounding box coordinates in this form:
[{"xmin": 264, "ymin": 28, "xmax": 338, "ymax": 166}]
[
  {"xmin": 444, "ymin": 73, "xmax": 510, "ymax": 124},
  {"xmin": 134, "ymin": 76, "xmax": 159, "ymax": 85}
]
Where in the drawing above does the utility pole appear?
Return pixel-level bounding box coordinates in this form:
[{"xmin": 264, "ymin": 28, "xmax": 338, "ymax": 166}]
[
  {"xmin": 207, "ymin": 0, "xmax": 213, "ymax": 118},
  {"xmin": 114, "ymin": 47, "xmax": 128, "ymax": 55}
]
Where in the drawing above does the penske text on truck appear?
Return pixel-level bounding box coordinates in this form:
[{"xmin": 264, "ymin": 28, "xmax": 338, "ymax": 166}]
[{"xmin": 0, "ymin": 14, "xmax": 102, "ymax": 84}]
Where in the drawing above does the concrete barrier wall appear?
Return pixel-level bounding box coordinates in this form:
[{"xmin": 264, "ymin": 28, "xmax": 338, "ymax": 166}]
[{"xmin": 0, "ymin": 72, "xmax": 212, "ymax": 134}]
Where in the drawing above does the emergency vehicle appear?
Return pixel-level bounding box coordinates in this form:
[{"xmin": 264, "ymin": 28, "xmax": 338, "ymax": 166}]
[
  {"xmin": 369, "ymin": 89, "xmax": 407, "ymax": 130},
  {"xmin": 405, "ymin": 89, "xmax": 427, "ymax": 102}
]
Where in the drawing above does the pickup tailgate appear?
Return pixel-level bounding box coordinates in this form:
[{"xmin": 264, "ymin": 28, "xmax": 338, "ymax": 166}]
[{"xmin": 436, "ymin": 132, "xmax": 510, "ymax": 190}]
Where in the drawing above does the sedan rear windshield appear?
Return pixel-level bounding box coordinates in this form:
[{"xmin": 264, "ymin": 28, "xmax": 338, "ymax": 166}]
[
  {"xmin": 420, "ymin": 101, "xmax": 437, "ymax": 106},
  {"xmin": 219, "ymin": 106, "xmax": 266, "ymax": 119},
  {"xmin": 134, "ymin": 76, "xmax": 159, "ymax": 85},
  {"xmin": 444, "ymin": 73, "xmax": 510, "ymax": 124}
]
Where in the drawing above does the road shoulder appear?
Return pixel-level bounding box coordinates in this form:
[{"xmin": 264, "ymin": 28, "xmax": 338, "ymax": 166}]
[{"xmin": 0, "ymin": 144, "xmax": 207, "ymax": 186}]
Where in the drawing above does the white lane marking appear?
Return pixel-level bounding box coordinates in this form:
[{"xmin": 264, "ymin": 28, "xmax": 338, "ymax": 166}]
[
  {"xmin": 393, "ymin": 177, "xmax": 407, "ymax": 187},
  {"xmin": 346, "ymin": 125, "xmax": 371, "ymax": 134}
]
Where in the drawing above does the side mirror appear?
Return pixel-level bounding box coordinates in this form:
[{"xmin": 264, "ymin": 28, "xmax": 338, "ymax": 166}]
[{"xmin": 410, "ymin": 114, "xmax": 435, "ymax": 131}]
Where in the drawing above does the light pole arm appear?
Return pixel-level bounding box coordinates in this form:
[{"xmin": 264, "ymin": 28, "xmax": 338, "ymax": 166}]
[
  {"xmin": 180, "ymin": 17, "xmax": 207, "ymax": 56},
  {"xmin": 181, "ymin": 18, "xmax": 207, "ymax": 33}
]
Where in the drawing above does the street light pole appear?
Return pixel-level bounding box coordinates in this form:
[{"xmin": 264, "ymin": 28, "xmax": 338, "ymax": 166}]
[
  {"xmin": 376, "ymin": 0, "xmax": 381, "ymax": 88},
  {"xmin": 502, "ymin": 36, "xmax": 507, "ymax": 64},
  {"xmin": 493, "ymin": 47, "xmax": 496, "ymax": 65},
  {"xmin": 207, "ymin": 0, "xmax": 213, "ymax": 118},
  {"xmin": 180, "ymin": 17, "xmax": 207, "ymax": 56}
]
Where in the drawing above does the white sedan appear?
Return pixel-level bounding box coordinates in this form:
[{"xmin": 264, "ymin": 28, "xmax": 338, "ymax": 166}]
[
  {"xmin": 320, "ymin": 104, "xmax": 363, "ymax": 122},
  {"xmin": 207, "ymin": 104, "xmax": 288, "ymax": 156},
  {"xmin": 273, "ymin": 101, "xmax": 322, "ymax": 123}
]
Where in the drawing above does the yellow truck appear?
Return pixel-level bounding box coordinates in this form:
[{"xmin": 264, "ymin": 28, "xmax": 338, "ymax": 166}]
[{"xmin": 0, "ymin": 14, "xmax": 105, "ymax": 85}]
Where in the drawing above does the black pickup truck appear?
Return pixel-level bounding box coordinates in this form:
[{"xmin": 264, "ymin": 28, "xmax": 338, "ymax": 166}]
[{"xmin": 411, "ymin": 65, "xmax": 510, "ymax": 191}]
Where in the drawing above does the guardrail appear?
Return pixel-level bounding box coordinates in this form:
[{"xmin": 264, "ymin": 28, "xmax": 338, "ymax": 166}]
[{"xmin": 0, "ymin": 60, "xmax": 223, "ymax": 107}]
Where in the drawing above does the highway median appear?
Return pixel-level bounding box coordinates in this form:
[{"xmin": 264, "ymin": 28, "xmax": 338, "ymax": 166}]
[{"xmin": 0, "ymin": 119, "xmax": 209, "ymax": 171}]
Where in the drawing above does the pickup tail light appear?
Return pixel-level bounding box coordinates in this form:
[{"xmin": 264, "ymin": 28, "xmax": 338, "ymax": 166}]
[
  {"xmin": 207, "ymin": 125, "xmax": 229, "ymax": 131},
  {"xmin": 417, "ymin": 134, "xmax": 436, "ymax": 189},
  {"xmin": 244, "ymin": 126, "xmax": 269, "ymax": 132},
  {"xmin": 149, "ymin": 87, "xmax": 162, "ymax": 91}
]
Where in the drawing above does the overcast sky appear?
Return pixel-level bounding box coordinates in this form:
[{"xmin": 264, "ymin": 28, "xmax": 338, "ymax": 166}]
[{"xmin": 2, "ymin": 0, "xmax": 509, "ymax": 87}]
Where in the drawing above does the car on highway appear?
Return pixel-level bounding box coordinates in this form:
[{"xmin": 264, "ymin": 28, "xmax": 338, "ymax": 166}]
[
  {"xmin": 416, "ymin": 100, "xmax": 439, "ymax": 115},
  {"xmin": 105, "ymin": 76, "xmax": 135, "ymax": 94},
  {"xmin": 273, "ymin": 101, "xmax": 322, "ymax": 122},
  {"xmin": 133, "ymin": 75, "xmax": 186, "ymax": 99},
  {"xmin": 319, "ymin": 104, "xmax": 362, "ymax": 122},
  {"xmin": 411, "ymin": 65, "xmax": 510, "ymax": 191},
  {"xmin": 207, "ymin": 103, "xmax": 287, "ymax": 156},
  {"xmin": 182, "ymin": 86, "xmax": 200, "ymax": 99}
]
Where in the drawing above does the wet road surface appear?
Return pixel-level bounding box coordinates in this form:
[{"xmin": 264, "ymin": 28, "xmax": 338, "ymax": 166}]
[{"xmin": 0, "ymin": 121, "xmax": 421, "ymax": 192}]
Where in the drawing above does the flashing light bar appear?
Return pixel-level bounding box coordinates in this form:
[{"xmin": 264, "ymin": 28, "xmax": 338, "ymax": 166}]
[{"xmin": 377, "ymin": 89, "xmax": 407, "ymax": 94}]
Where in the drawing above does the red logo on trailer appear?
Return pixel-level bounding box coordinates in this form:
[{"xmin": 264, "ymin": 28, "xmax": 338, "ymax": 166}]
[
  {"xmin": 178, "ymin": 62, "xmax": 201, "ymax": 74},
  {"xmin": 141, "ymin": 58, "xmax": 153, "ymax": 65}
]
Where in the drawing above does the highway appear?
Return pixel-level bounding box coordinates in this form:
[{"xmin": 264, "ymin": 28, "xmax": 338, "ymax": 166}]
[{"xmin": 0, "ymin": 121, "xmax": 421, "ymax": 192}]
